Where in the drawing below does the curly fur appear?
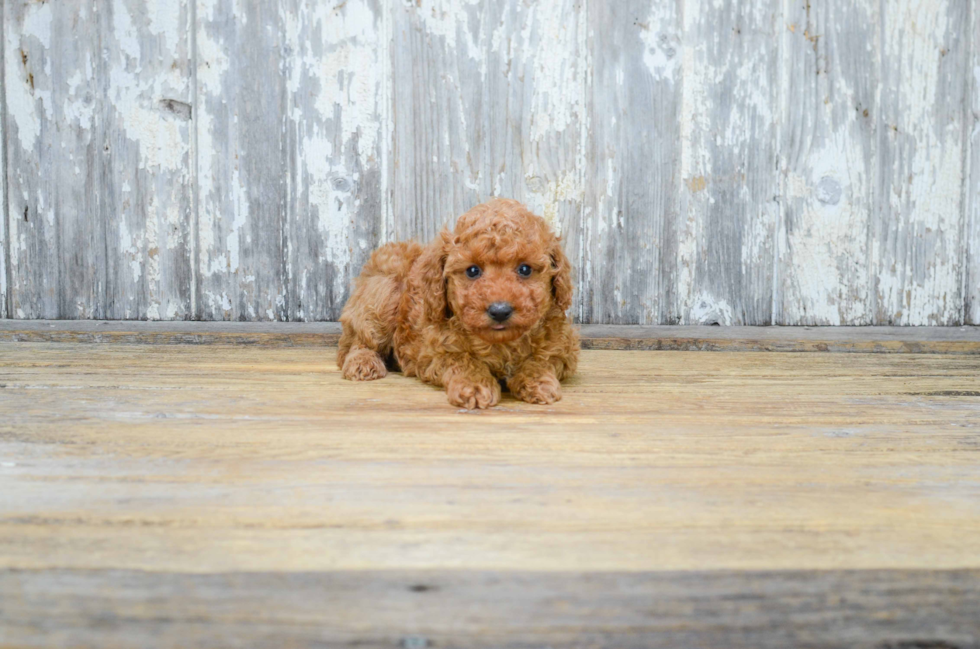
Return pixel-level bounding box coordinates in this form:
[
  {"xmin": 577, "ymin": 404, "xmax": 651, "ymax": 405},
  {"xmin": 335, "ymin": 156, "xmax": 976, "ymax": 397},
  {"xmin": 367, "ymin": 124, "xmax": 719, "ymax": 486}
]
[{"xmin": 338, "ymin": 198, "xmax": 579, "ymax": 408}]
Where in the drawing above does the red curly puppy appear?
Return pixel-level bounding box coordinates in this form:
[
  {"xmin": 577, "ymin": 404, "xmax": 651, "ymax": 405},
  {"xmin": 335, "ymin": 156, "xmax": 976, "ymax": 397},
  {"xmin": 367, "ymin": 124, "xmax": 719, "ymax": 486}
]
[{"xmin": 337, "ymin": 198, "xmax": 579, "ymax": 409}]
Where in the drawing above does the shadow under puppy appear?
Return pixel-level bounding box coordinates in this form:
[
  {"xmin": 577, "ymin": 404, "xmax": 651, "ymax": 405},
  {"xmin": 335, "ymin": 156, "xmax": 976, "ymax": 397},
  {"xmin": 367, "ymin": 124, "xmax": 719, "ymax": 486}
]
[{"xmin": 338, "ymin": 198, "xmax": 579, "ymax": 409}]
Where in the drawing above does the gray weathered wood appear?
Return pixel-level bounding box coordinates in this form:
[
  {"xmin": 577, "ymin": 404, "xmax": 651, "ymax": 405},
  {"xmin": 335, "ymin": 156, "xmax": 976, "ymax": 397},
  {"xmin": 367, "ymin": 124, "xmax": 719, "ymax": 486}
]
[
  {"xmin": 584, "ymin": 0, "xmax": 680, "ymax": 325},
  {"xmin": 777, "ymin": 0, "xmax": 878, "ymax": 325},
  {"xmin": 673, "ymin": 0, "xmax": 781, "ymax": 325},
  {"xmin": 1, "ymin": 320, "xmax": 978, "ymax": 354},
  {"xmin": 4, "ymin": 0, "xmax": 193, "ymax": 320},
  {"xmin": 0, "ymin": 0, "xmax": 6, "ymax": 321},
  {"xmin": 196, "ymin": 0, "xmax": 384, "ymax": 322},
  {"xmin": 389, "ymin": 0, "xmax": 487, "ymax": 243},
  {"xmin": 875, "ymin": 0, "xmax": 970, "ymax": 325},
  {"xmin": 2, "ymin": 0, "xmax": 979, "ymax": 325},
  {"xmin": 2, "ymin": 569, "xmax": 979, "ymax": 649},
  {"xmin": 281, "ymin": 0, "xmax": 385, "ymax": 321},
  {"xmin": 967, "ymin": 2, "xmax": 980, "ymax": 326},
  {"xmin": 195, "ymin": 0, "xmax": 288, "ymax": 321}
]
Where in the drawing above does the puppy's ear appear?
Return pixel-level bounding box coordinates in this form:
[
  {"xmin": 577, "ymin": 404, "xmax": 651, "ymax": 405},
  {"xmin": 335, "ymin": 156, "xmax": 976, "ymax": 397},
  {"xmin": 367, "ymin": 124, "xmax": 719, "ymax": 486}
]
[
  {"xmin": 411, "ymin": 229, "xmax": 452, "ymax": 324},
  {"xmin": 549, "ymin": 236, "xmax": 574, "ymax": 313}
]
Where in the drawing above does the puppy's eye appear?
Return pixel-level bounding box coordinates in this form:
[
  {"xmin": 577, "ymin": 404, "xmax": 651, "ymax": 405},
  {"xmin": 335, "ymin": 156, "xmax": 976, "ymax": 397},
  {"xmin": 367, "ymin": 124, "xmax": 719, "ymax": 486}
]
[
  {"xmin": 517, "ymin": 264, "xmax": 533, "ymax": 277},
  {"xmin": 465, "ymin": 265, "xmax": 482, "ymax": 279}
]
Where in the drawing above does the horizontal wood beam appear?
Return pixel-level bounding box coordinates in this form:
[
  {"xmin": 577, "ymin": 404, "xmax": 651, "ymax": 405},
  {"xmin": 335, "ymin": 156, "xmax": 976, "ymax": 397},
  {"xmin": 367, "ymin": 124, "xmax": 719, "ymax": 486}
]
[
  {"xmin": 0, "ymin": 321, "xmax": 978, "ymax": 353},
  {"xmin": 3, "ymin": 568, "xmax": 978, "ymax": 648}
]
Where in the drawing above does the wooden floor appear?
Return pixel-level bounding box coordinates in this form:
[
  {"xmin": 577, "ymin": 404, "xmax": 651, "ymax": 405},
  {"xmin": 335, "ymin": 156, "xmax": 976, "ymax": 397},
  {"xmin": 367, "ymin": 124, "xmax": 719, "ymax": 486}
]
[{"xmin": 2, "ymin": 341, "xmax": 979, "ymax": 647}]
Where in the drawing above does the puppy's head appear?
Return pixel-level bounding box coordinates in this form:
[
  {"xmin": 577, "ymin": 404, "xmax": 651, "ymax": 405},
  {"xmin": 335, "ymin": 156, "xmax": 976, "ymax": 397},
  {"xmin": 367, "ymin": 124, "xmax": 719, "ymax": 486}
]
[{"xmin": 418, "ymin": 199, "xmax": 572, "ymax": 344}]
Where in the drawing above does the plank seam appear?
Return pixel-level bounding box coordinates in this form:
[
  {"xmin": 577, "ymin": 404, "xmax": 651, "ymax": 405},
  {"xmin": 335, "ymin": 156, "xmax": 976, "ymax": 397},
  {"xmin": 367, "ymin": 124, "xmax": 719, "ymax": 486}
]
[
  {"xmin": 959, "ymin": 0, "xmax": 974, "ymax": 327},
  {"xmin": 1, "ymin": 322, "xmax": 977, "ymax": 354},
  {"xmin": 0, "ymin": 0, "xmax": 9, "ymax": 320},
  {"xmin": 380, "ymin": 0, "xmax": 393, "ymax": 247},
  {"xmin": 190, "ymin": 0, "xmax": 200, "ymax": 320},
  {"xmin": 871, "ymin": 0, "xmax": 885, "ymax": 324},
  {"xmin": 962, "ymin": 0, "xmax": 976, "ymax": 326},
  {"xmin": 576, "ymin": 0, "xmax": 589, "ymax": 325},
  {"xmin": 772, "ymin": 0, "xmax": 787, "ymax": 326}
]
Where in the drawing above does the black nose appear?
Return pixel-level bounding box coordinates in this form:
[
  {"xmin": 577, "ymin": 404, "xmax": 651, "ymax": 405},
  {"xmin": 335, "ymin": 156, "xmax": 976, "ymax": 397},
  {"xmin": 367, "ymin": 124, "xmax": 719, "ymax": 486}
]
[{"xmin": 487, "ymin": 302, "xmax": 514, "ymax": 323}]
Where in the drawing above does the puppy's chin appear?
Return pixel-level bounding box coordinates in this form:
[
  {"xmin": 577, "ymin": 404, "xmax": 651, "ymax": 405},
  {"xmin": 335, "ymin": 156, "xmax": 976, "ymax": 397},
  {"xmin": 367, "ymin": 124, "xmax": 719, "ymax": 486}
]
[{"xmin": 473, "ymin": 324, "xmax": 527, "ymax": 344}]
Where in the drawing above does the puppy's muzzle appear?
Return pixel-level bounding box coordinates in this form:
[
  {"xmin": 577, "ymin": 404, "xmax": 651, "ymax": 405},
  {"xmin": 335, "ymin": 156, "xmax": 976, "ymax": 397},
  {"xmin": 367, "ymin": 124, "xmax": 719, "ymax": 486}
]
[{"xmin": 487, "ymin": 302, "xmax": 514, "ymax": 323}]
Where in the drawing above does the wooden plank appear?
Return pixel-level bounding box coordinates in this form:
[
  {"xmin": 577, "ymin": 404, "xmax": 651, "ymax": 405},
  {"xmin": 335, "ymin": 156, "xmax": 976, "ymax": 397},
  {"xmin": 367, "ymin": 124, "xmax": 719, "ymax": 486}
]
[
  {"xmin": 2, "ymin": 569, "xmax": 978, "ymax": 648},
  {"xmin": 3, "ymin": 1, "xmax": 193, "ymax": 320},
  {"xmin": 777, "ymin": 0, "xmax": 878, "ymax": 325},
  {"xmin": 195, "ymin": 0, "xmax": 288, "ymax": 321},
  {"xmin": 4, "ymin": 2, "xmax": 105, "ymax": 319},
  {"xmin": 875, "ymin": 0, "xmax": 970, "ymax": 325},
  {"xmin": 1, "ymin": 321, "xmax": 979, "ymax": 353},
  {"xmin": 967, "ymin": 2, "xmax": 980, "ymax": 326},
  {"xmin": 0, "ymin": 0, "xmax": 6, "ymax": 321},
  {"xmin": 584, "ymin": 0, "xmax": 680, "ymax": 324},
  {"xmin": 282, "ymin": 0, "xmax": 385, "ymax": 321},
  {"xmin": 389, "ymin": 0, "xmax": 487, "ymax": 243},
  {"xmin": 483, "ymin": 0, "xmax": 587, "ymax": 320},
  {"xmin": 1, "ymin": 344, "xmax": 979, "ymax": 574},
  {"xmin": 102, "ymin": 0, "xmax": 194, "ymax": 321},
  {"xmin": 674, "ymin": 0, "xmax": 781, "ymax": 325},
  {"xmin": 196, "ymin": 0, "xmax": 385, "ymax": 322}
]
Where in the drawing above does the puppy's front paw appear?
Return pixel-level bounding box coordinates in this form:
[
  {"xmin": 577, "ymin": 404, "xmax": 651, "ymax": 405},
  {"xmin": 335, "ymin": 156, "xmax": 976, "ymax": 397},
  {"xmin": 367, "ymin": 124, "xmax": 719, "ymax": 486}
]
[
  {"xmin": 342, "ymin": 348, "xmax": 387, "ymax": 381},
  {"xmin": 447, "ymin": 375, "xmax": 501, "ymax": 410},
  {"xmin": 511, "ymin": 373, "xmax": 561, "ymax": 405}
]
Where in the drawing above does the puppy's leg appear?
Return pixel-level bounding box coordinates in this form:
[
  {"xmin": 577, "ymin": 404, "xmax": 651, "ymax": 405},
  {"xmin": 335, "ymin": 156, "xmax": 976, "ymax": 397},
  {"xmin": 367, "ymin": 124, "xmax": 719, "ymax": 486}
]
[
  {"xmin": 338, "ymin": 244, "xmax": 420, "ymax": 381},
  {"xmin": 446, "ymin": 366, "xmax": 501, "ymax": 410},
  {"xmin": 338, "ymin": 278, "xmax": 396, "ymax": 380},
  {"xmin": 507, "ymin": 359, "xmax": 562, "ymax": 405},
  {"xmin": 341, "ymin": 344, "xmax": 388, "ymax": 381},
  {"xmin": 420, "ymin": 354, "xmax": 501, "ymax": 409}
]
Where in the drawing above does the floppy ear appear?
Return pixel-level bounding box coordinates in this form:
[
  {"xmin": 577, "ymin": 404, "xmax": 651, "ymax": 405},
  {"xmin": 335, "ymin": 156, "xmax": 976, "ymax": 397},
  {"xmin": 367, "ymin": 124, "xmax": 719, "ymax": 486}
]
[
  {"xmin": 410, "ymin": 230, "xmax": 452, "ymax": 324},
  {"xmin": 550, "ymin": 236, "xmax": 573, "ymax": 313}
]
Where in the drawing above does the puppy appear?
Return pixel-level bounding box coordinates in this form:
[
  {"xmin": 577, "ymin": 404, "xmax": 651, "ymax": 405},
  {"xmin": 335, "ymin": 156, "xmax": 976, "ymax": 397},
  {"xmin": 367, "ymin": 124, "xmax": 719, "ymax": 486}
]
[{"xmin": 337, "ymin": 198, "xmax": 579, "ymax": 409}]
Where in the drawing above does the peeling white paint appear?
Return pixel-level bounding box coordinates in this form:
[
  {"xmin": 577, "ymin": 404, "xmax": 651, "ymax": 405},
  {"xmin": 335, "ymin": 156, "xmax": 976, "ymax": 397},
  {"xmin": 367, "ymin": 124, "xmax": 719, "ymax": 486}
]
[
  {"xmin": 690, "ymin": 292, "xmax": 734, "ymax": 326},
  {"xmin": 523, "ymin": 1, "xmax": 582, "ymax": 141},
  {"xmin": 118, "ymin": 219, "xmax": 143, "ymax": 284},
  {"xmin": 414, "ymin": 0, "xmax": 482, "ymax": 58},
  {"xmin": 108, "ymin": 0, "xmax": 188, "ymax": 175},
  {"xmin": 6, "ymin": 2, "xmax": 55, "ymax": 155},
  {"xmin": 876, "ymin": 0, "xmax": 965, "ymax": 325},
  {"xmin": 639, "ymin": 4, "xmax": 680, "ymax": 81},
  {"xmin": 0, "ymin": 101, "xmax": 5, "ymax": 316},
  {"xmin": 3, "ymin": 0, "xmax": 974, "ymax": 325},
  {"xmin": 195, "ymin": 0, "xmax": 232, "ymax": 280}
]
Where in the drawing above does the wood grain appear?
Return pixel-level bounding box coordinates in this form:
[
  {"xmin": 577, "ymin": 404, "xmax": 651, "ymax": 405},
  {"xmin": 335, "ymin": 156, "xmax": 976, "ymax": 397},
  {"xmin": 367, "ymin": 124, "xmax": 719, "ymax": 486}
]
[
  {"xmin": 281, "ymin": 0, "xmax": 385, "ymax": 322},
  {"xmin": 967, "ymin": 1, "xmax": 980, "ymax": 326},
  {"xmin": 1, "ymin": 0, "xmax": 979, "ymax": 326},
  {"xmin": 1, "ymin": 343, "xmax": 979, "ymax": 574},
  {"xmin": 1, "ymin": 342, "xmax": 980, "ymax": 644},
  {"xmin": 675, "ymin": 0, "xmax": 781, "ymax": 325},
  {"xmin": 3, "ymin": 569, "xmax": 978, "ymax": 648},
  {"xmin": 0, "ymin": 0, "xmax": 6, "ymax": 322},
  {"xmin": 777, "ymin": 0, "xmax": 878, "ymax": 325},
  {"xmin": 195, "ymin": 0, "xmax": 288, "ymax": 321},
  {"xmin": 389, "ymin": 0, "xmax": 485, "ymax": 243},
  {"xmin": 875, "ymin": 0, "xmax": 970, "ymax": 325},
  {"xmin": 1, "ymin": 321, "xmax": 979, "ymax": 353},
  {"xmin": 3, "ymin": 0, "xmax": 194, "ymax": 320},
  {"xmin": 584, "ymin": 0, "xmax": 679, "ymax": 325}
]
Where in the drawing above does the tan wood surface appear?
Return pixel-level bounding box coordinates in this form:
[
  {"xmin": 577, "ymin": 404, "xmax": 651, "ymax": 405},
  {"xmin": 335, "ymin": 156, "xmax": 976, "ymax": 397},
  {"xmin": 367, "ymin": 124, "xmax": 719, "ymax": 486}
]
[{"xmin": 1, "ymin": 343, "xmax": 979, "ymax": 646}]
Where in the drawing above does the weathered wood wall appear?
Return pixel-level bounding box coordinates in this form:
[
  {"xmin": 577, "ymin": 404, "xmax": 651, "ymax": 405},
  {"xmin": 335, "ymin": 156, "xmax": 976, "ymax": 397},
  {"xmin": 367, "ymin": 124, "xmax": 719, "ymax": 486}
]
[{"xmin": 1, "ymin": 0, "xmax": 977, "ymax": 325}]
